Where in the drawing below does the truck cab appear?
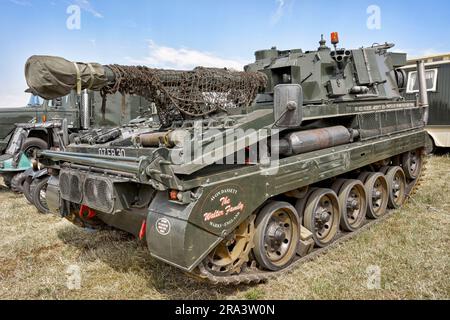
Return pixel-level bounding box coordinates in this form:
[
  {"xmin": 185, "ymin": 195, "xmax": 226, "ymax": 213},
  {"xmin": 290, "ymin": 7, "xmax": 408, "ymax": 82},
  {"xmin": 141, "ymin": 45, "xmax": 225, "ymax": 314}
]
[
  {"xmin": 0, "ymin": 90, "xmax": 153, "ymax": 193},
  {"xmin": 0, "ymin": 93, "xmax": 82, "ymax": 151}
]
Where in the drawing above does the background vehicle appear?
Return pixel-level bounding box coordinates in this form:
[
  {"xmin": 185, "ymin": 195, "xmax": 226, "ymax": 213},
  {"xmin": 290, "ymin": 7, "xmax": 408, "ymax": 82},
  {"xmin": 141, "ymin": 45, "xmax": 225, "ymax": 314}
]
[
  {"xmin": 28, "ymin": 35, "xmax": 428, "ymax": 284},
  {"xmin": 402, "ymin": 53, "xmax": 450, "ymax": 152},
  {"xmin": 0, "ymin": 94, "xmax": 45, "ymax": 152},
  {"xmin": 0, "ymin": 90, "xmax": 154, "ymax": 194}
]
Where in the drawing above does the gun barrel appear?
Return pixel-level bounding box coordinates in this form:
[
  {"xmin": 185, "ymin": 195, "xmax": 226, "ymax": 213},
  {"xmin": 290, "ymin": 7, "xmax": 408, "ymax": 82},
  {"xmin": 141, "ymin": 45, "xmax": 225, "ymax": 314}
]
[{"xmin": 25, "ymin": 55, "xmax": 267, "ymax": 127}]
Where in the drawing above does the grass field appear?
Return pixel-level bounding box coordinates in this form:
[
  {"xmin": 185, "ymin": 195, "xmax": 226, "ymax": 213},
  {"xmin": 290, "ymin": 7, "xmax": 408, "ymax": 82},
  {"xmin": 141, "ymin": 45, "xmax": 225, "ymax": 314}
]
[{"xmin": 0, "ymin": 154, "xmax": 449, "ymax": 300}]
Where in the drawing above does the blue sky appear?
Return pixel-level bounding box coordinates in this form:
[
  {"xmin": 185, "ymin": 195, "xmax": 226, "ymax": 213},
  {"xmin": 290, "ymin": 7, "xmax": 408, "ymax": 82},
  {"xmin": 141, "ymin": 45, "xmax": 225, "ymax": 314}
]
[{"xmin": 1, "ymin": 0, "xmax": 450, "ymax": 106}]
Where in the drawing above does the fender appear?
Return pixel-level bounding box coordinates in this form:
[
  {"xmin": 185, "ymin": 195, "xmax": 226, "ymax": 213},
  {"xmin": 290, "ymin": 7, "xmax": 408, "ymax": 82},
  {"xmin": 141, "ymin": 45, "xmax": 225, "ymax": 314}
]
[
  {"xmin": 146, "ymin": 192, "xmax": 222, "ymax": 272},
  {"xmin": 29, "ymin": 168, "xmax": 49, "ymax": 179}
]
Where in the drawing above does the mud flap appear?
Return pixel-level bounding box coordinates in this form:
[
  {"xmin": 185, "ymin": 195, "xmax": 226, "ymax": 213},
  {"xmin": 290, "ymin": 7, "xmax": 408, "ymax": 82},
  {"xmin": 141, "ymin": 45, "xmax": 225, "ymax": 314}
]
[
  {"xmin": 146, "ymin": 192, "xmax": 222, "ymax": 272},
  {"xmin": 46, "ymin": 175, "xmax": 61, "ymax": 215}
]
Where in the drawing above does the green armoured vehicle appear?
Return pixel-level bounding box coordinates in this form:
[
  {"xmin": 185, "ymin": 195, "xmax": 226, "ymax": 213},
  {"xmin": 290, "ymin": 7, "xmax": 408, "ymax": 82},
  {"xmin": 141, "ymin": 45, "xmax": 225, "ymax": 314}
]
[
  {"xmin": 0, "ymin": 95, "xmax": 47, "ymax": 152},
  {"xmin": 0, "ymin": 90, "xmax": 153, "ymax": 192},
  {"xmin": 28, "ymin": 34, "xmax": 428, "ymax": 283}
]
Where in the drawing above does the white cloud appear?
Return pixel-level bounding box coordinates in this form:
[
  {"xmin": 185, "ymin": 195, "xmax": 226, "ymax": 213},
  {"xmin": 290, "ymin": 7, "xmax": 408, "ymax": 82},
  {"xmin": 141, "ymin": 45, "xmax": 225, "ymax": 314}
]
[
  {"xmin": 0, "ymin": 92, "xmax": 30, "ymax": 108},
  {"xmin": 8, "ymin": 0, "xmax": 31, "ymax": 6},
  {"xmin": 421, "ymin": 48, "xmax": 441, "ymax": 57},
  {"xmin": 395, "ymin": 48, "xmax": 443, "ymax": 59},
  {"xmin": 271, "ymin": 0, "xmax": 285, "ymax": 25},
  {"xmin": 126, "ymin": 41, "xmax": 246, "ymax": 71},
  {"xmin": 74, "ymin": 0, "xmax": 103, "ymax": 18}
]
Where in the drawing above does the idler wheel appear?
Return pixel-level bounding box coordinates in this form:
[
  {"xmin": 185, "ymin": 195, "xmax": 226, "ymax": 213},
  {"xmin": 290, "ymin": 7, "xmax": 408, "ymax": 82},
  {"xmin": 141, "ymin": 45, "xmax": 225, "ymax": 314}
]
[
  {"xmin": 336, "ymin": 180, "xmax": 367, "ymax": 232},
  {"xmin": 402, "ymin": 150, "xmax": 422, "ymax": 180},
  {"xmin": 303, "ymin": 189, "xmax": 340, "ymax": 247},
  {"xmin": 253, "ymin": 202, "xmax": 300, "ymax": 271},
  {"xmin": 385, "ymin": 166, "xmax": 407, "ymax": 209},
  {"xmin": 364, "ymin": 173, "xmax": 389, "ymax": 219}
]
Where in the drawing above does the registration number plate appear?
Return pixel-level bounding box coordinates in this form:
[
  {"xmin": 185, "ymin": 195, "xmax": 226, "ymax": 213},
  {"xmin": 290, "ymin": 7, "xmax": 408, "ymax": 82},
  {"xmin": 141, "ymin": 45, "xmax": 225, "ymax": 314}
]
[{"xmin": 98, "ymin": 148, "xmax": 126, "ymax": 157}]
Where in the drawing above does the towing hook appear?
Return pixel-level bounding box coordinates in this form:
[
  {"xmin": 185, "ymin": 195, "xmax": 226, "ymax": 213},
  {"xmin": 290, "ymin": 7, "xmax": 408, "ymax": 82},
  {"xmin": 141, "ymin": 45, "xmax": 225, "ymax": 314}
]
[{"xmin": 79, "ymin": 205, "xmax": 96, "ymax": 220}]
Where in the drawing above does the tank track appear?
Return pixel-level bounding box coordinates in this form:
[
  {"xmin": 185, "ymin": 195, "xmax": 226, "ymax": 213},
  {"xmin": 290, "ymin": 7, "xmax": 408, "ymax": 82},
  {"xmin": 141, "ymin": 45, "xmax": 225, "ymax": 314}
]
[{"xmin": 193, "ymin": 153, "xmax": 427, "ymax": 285}]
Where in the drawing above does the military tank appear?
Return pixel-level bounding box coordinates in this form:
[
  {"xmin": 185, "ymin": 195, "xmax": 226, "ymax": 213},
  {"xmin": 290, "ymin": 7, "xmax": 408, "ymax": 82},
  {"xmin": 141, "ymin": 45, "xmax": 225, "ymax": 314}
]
[{"xmin": 26, "ymin": 34, "xmax": 429, "ymax": 284}]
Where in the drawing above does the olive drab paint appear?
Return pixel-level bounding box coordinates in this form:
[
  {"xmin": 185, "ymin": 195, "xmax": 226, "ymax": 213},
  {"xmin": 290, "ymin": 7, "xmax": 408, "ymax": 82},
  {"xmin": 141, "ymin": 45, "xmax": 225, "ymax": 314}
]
[{"xmin": 31, "ymin": 35, "xmax": 428, "ymax": 279}]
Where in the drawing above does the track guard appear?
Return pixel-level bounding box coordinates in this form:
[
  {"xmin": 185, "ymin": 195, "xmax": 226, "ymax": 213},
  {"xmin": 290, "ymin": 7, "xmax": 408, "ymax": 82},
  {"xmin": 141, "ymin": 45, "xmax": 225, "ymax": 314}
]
[{"xmin": 146, "ymin": 192, "xmax": 221, "ymax": 272}]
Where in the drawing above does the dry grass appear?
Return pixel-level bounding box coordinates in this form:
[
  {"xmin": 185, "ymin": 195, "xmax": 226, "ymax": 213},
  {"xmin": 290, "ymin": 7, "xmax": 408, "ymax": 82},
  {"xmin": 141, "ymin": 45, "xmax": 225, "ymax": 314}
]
[{"xmin": 0, "ymin": 154, "xmax": 449, "ymax": 300}]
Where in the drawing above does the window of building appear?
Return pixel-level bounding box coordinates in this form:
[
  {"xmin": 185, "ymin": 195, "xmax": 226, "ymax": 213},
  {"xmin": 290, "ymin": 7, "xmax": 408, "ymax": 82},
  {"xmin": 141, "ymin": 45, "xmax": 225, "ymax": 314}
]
[{"xmin": 406, "ymin": 69, "xmax": 438, "ymax": 93}]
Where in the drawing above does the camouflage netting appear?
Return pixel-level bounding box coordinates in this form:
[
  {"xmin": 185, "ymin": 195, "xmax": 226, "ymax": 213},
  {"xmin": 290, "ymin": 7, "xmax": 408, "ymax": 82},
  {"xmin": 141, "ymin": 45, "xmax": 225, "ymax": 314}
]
[
  {"xmin": 101, "ymin": 65, "xmax": 267, "ymax": 126},
  {"xmin": 25, "ymin": 55, "xmax": 267, "ymax": 127}
]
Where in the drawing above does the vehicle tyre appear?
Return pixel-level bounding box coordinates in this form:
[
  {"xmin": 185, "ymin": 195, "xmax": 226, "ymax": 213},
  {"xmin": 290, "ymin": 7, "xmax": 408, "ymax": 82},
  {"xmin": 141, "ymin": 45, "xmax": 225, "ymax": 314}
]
[
  {"xmin": 253, "ymin": 202, "xmax": 300, "ymax": 271},
  {"xmin": 364, "ymin": 173, "xmax": 389, "ymax": 219},
  {"xmin": 21, "ymin": 137, "xmax": 48, "ymax": 158},
  {"xmin": 294, "ymin": 187, "xmax": 318, "ymax": 224},
  {"xmin": 385, "ymin": 166, "xmax": 407, "ymax": 209},
  {"xmin": 303, "ymin": 189, "xmax": 340, "ymax": 247},
  {"xmin": 23, "ymin": 175, "xmax": 34, "ymax": 204},
  {"xmin": 425, "ymin": 134, "xmax": 436, "ymax": 155},
  {"xmin": 357, "ymin": 172, "xmax": 372, "ymax": 184},
  {"xmin": 11, "ymin": 171, "xmax": 27, "ymax": 193},
  {"xmin": 2, "ymin": 173, "xmax": 13, "ymax": 188},
  {"xmin": 331, "ymin": 178, "xmax": 347, "ymax": 194},
  {"xmin": 402, "ymin": 150, "xmax": 422, "ymax": 180},
  {"xmin": 32, "ymin": 177, "xmax": 50, "ymax": 214},
  {"xmin": 337, "ymin": 180, "xmax": 367, "ymax": 232}
]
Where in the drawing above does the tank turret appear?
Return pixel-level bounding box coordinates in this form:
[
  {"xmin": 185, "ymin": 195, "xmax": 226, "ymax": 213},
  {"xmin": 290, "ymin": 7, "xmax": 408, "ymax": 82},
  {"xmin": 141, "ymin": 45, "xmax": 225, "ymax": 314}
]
[{"xmin": 245, "ymin": 33, "xmax": 407, "ymax": 103}]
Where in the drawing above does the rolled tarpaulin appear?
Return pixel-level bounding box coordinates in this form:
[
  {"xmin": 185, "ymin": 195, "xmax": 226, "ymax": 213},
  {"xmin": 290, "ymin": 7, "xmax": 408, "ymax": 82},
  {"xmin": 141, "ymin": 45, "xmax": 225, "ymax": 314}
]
[{"xmin": 25, "ymin": 55, "xmax": 110, "ymax": 100}]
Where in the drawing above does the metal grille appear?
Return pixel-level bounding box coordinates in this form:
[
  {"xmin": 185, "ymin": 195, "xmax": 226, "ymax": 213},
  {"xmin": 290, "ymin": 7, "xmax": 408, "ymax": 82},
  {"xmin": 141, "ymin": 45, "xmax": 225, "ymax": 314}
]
[
  {"xmin": 60, "ymin": 171, "xmax": 70, "ymax": 198},
  {"xmin": 83, "ymin": 177, "xmax": 115, "ymax": 214},
  {"xmin": 380, "ymin": 110, "xmax": 397, "ymax": 135},
  {"xmin": 411, "ymin": 108, "xmax": 423, "ymax": 127},
  {"xmin": 395, "ymin": 109, "xmax": 411, "ymax": 132},
  {"xmin": 358, "ymin": 108, "xmax": 424, "ymax": 140},
  {"xmin": 358, "ymin": 112, "xmax": 381, "ymax": 139},
  {"xmin": 60, "ymin": 170, "xmax": 83, "ymax": 204}
]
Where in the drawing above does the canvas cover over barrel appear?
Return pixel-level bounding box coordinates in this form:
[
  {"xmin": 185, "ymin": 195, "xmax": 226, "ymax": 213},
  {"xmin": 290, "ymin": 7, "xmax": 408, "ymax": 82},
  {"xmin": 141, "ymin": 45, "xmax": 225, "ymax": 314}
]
[
  {"xmin": 25, "ymin": 55, "xmax": 267, "ymax": 127},
  {"xmin": 25, "ymin": 55, "xmax": 109, "ymax": 100}
]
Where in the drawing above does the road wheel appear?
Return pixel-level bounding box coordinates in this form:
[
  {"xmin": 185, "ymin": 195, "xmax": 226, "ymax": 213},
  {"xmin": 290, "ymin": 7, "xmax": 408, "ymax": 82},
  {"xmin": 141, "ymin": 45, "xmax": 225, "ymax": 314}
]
[
  {"xmin": 294, "ymin": 187, "xmax": 318, "ymax": 224},
  {"xmin": 32, "ymin": 177, "xmax": 50, "ymax": 214},
  {"xmin": 23, "ymin": 175, "xmax": 34, "ymax": 204},
  {"xmin": 385, "ymin": 167, "xmax": 407, "ymax": 209},
  {"xmin": 331, "ymin": 178, "xmax": 347, "ymax": 194},
  {"xmin": 21, "ymin": 137, "xmax": 48, "ymax": 158},
  {"xmin": 364, "ymin": 173, "xmax": 389, "ymax": 219},
  {"xmin": 357, "ymin": 172, "xmax": 372, "ymax": 184},
  {"xmin": 337, "ymin": 180, "xmax": 367, "ymax": 232},
  {"xmin": 253, "ymin": 202, "xmax": 300, "ymax": 271},
  {"xmin": 303, "ymin": 189, "xmax": 340, "ymax": 248},
  {"xmin": 402, "ymin": 150, "xmax": 422, "ymax": 180},
  {"xmin": 11, "ymin": 172, "xmax": 27, "ymax": 193}
]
